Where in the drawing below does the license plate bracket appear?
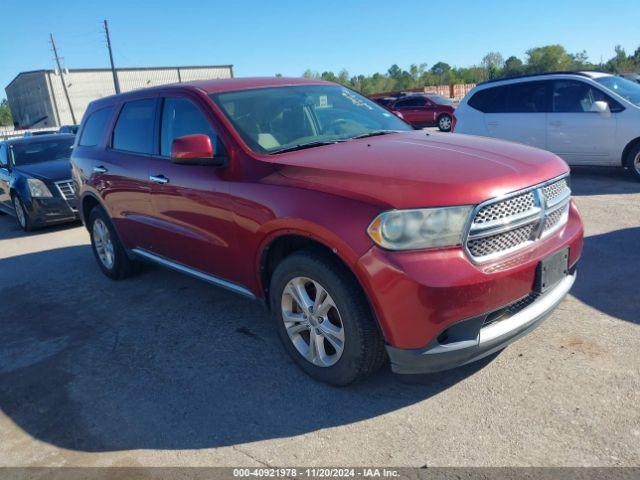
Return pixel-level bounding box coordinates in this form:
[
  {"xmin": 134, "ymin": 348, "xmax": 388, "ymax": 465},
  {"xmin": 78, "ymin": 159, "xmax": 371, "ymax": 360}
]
[{"xmin": 535, "ymin": 248, "xmax": 569, "ymax": 293}]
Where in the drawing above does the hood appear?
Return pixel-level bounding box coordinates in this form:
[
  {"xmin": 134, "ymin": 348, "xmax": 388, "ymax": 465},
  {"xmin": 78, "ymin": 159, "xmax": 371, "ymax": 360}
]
[
  {"xmin": 264, "ymin": 130, "xmax": 568, "ymax": 209},
  {"xmin": 13, "ymin": 159, "xmax": 72, "ymax": 182}
]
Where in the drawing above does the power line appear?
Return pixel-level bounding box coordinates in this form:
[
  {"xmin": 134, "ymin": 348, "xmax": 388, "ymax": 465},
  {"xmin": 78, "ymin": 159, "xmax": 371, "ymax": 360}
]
[
  {"xmin": 103, "ymin": 20, "xmax": 121, "ymax": 94},
  {"xmin": 49, "ymin": 33, "xmax": 77, "ymax": 125}
]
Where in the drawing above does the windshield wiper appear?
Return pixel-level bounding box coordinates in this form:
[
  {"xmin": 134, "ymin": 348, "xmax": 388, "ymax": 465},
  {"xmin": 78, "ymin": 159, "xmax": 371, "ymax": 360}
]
[
  {"xmin": 269, "ymin": 140, "xmax": 344, "ymax": 155},
  {"xmin": 349, "ymin": 130, "xmax": 398, "ymax": 140}
]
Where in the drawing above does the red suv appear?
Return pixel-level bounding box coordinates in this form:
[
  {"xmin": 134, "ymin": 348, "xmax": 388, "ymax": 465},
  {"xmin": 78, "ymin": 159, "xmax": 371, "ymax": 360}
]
[
  {"xmin": 390, "ymin": 93, "xmax": 456, "ymax": 131},
  {"xmin": 71, "ymin": 78, "xmax": 583, "ymax": 385}
]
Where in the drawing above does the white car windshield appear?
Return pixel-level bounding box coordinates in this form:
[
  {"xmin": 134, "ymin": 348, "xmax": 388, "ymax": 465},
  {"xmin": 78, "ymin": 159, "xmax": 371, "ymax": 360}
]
[
  {"xmin": 210, "ymin": 85, "xmax": 412, "ymax": 154},
  {"xmin": 595, "ymin": 76, "xmax": 640, "ymax": 107}
]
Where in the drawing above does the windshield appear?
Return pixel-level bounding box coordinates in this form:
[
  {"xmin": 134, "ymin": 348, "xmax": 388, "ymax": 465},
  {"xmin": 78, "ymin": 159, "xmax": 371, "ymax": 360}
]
[
  {"xmin": 595, "ymin": 76, "xmax": 640, "ymax": 107},
  {"xmin": 9, "ymin": 137, "xmax": 74, "ymax": 166},
  {"xmin": 426, "ymin": 94, "xmax": 454, "ymax": 105},
  {"xmin": 210, "ymin": 85, "xmax": 412, "ymax": 154}
]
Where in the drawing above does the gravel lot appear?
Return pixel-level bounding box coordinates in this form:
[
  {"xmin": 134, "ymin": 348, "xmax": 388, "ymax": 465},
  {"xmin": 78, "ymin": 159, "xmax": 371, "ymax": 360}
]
[{"xmin": 0, "ymin": 167, "xmax": 638, "ymax": 467}]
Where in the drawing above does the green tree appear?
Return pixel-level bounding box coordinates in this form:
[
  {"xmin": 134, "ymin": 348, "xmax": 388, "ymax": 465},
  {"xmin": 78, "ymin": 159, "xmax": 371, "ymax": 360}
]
[
  {"xmin": 481, "ymin": 52, "xmax": 504, "ymax": 79},
  {"xmin": 0, "ymin": 99, "xmax": 13, "ymax": 127},
  {"xmin": 525, "ymin": 45, "xmax": 575, "ymax": 73},
  {"xmin": 503, "ymin": 56, "xmax": 524, "ymax": 76}
]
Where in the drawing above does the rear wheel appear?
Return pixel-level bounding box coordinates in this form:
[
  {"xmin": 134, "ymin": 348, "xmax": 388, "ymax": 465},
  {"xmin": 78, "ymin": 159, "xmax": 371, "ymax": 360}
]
[
  {"xmin": 269, "ymin": 250, "xmax": 386, "ymax": 386},
  {"xmin": 12, "ymin": 195, "xmax": 33, "ymax": 231},
  {"xmin": 437, "ymin": 114, "xmax": 452, "ymax": 132},
  {"xmin": 625, "ymin": 143, "xmax": 640, "ymax": 181},
  {"xmin": 88, "ymin": 206, "xmax": 140, "ymax": 280}
]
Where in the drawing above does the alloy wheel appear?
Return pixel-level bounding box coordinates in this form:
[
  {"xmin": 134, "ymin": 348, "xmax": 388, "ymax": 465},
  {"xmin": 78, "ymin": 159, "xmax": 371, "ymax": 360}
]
[
  {"xmin": 439, "ymin": 115, "xmax": 452, "ymax": 131},
  {"xmin": 634, "ymin": 152, "xmax": 640, "ymax": 175},
  {"xmin": 92, "ymin": 218, "xmax": 115, "ymax": 270},
  {"xmin": 13, "ymin": 197, "xmax": 26, "ymax": 229},
  {"xmin": 281, "ymin": 276, "xmax": 345, "ymax": 367}
]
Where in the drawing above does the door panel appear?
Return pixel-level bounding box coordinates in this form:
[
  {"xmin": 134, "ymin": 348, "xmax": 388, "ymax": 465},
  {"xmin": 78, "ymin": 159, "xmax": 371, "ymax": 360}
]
[
  {"xmin": 98, "ymin": 150, "xmax": 156, "ymax": 250},
  {"xmin": 547, "ymin": 80, "xmax": 618, "ymax": 165},
  {"xmin": 484, "ymin": 113, "xmax": 547, "ymax": 149},
  {"xmin": 147, "ymin": 158, "xmax": 236, "ymax": 280}
]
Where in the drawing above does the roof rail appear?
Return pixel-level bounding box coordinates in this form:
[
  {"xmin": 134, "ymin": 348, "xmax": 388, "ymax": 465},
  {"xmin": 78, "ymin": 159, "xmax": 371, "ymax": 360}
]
[{"xmin": 478, "ymin": 71, "xmax": 603, "ymax": 86}]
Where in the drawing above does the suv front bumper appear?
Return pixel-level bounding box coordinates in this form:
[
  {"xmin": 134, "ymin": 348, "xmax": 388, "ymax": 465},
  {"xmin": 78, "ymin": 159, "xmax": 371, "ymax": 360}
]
[{"xmin": 385, "ymin": 272, "xmax": 576, "ymax": 374}]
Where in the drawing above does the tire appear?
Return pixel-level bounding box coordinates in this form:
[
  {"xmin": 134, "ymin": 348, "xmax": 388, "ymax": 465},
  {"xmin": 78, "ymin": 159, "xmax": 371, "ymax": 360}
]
[
  {"xmin": 437, "ymin": 114, "xmax": 452, "ymax": 132},
  {"xmin": 88, "ymin": 206, "xmax": 140, "ymax": 280},
  {"xmin": 12, "ymin": 194, "xmax": 33, "ymax": 231},
  {"xmin": 269, "ymin": 250, "xmax": 386, "ymax": 386},
  {"xmin": 625, "ymin": 143, "xmax": 640, "ymax": 181}
]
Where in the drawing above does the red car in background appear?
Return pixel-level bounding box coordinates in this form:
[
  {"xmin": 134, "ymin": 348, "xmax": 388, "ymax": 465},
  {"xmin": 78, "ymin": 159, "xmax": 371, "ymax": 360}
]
[{"xmin": 389, "ymin": 93, "xmax": 457, "ymax": 131}]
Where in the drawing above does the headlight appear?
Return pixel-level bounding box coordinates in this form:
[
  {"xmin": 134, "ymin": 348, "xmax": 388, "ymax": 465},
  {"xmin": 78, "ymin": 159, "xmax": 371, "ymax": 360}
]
[
  {"xmin": 27, "ymin": 179, "xmax": 53, "ymax": 198},
  {"xmin": 367, "ymin": 206, "xmax": 473, "ymax": 250}
]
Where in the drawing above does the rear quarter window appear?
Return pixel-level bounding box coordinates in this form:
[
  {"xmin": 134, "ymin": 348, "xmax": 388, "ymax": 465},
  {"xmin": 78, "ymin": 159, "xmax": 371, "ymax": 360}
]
[
  {"xmin": 468, "ymin": 86, "xmax": 507, "ymax": 113},
  {"xmin": 79, "ymin": 107, "xmax": 114, "ymax": 147}
]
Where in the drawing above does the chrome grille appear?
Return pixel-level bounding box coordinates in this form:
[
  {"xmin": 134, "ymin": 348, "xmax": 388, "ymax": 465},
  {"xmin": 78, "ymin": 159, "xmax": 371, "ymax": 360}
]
[
  {"xmin": 474, "ymin": 192, "xmax": 535, "ymax": 224},
  {"xmin": 465, "ymin": 176, "xmax": 571, "ymax": 262},
  {"xmin": 467, "ymin": 223, "xmax": 536, "ymax": 258},
  {"xmin": 543, "ymin": 179, "xmax": 569, "ymax": 204},
  {"xmin": 543, "ymin": 203, "xmax": 569, "ymax": 233},
  {"xmin": 55, "ymin": 180, "xmax": 76, "ymax": 201}
]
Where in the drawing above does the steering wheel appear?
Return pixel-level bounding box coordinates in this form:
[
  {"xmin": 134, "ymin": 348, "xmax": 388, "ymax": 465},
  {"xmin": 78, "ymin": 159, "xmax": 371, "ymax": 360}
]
[{"xmin": 322, "ymin": 118, "xmax": 359, "ymax": 135}]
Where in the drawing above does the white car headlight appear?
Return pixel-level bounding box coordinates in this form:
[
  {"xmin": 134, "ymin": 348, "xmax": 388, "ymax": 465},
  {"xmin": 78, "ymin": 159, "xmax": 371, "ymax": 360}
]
[
  {"xmin": 27, "ymin": 178, "xmax": 53, "ymax": 198},
  {"xmin": 367, "ymin": 206, "xmax": 473, "ymax": 250}
]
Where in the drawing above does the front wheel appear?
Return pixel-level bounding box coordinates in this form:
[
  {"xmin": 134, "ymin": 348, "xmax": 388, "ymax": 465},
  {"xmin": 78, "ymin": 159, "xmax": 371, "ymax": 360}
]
[
  {"xmin": 88, "ymin": 206, "xmax": 140, "ymax": 280},
  {"xmin": 625, "ymin": 143, "xmax": 640, "ymax": 181},
  {"xmin": 270, "ymin": 250, "xmax": 386, "ymax": 386},
  {"xmin": 437, "ymin": 114, "xmax": 452, "ymax": 132},
  {"xmin": 12, "ymin": 195, "xmax": 33, "ymax": 231}
]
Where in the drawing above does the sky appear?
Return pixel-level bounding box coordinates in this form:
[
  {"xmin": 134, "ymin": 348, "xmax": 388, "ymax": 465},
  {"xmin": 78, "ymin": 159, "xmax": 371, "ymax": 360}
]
[{"xmin": 1, "ymin": 0, "xmax": 639, "ymax": 99}]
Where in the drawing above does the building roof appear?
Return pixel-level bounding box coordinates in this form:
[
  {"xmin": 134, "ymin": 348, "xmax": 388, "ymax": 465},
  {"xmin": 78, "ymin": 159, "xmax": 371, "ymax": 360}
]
[{"xmin": 5, "ymin": 64, "xmax": 234, "ymax": 90}]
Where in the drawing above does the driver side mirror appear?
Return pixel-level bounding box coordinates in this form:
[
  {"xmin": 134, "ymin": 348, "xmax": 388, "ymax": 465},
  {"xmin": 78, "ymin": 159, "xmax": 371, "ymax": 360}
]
[
  {"xmin": 591, "ymin": 101, "xmax": 611, "ymax": 117},
  {"xmin": 170, "ymin": 134, "xmax": 226, "ymax": 166}
]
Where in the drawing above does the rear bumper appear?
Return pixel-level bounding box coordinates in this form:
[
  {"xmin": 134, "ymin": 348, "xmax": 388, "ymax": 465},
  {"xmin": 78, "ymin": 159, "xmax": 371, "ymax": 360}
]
[{"xmin": 386, "ymin": 272, "xmax": 576, "ymax": 374}]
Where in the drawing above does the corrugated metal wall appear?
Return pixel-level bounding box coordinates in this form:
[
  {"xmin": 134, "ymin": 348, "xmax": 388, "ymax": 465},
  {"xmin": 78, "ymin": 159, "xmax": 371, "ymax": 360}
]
[{"xmin": 6, "ymin": 66, "xmax": 233, "ymax": 128}]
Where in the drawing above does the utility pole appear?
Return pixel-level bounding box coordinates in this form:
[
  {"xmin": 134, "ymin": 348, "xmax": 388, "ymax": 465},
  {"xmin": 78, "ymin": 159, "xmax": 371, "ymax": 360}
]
[
  {"xmin": 103, "ymin": 20, "xmax": 121, "ymax": 94},
  {"xmin": 50, "ymin": 33, "xmax": 77, "ymax": 124}
]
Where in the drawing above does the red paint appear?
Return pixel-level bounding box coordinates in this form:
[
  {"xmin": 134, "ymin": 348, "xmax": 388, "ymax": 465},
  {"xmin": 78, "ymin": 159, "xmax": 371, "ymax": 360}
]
[
  {"xmin": 171, "ymin": 134, "xmax": 214, "ymax": 159},
  {"xmin": 72, "ymin": 77, "xmax": 584, "ymax": 350}
]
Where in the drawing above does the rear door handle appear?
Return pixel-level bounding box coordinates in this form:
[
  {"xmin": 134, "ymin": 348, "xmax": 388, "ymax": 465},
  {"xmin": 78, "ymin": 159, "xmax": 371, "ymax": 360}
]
[
  {"xmin": 549, "ymin": 121, "xmax": 563, "ymax": 127},
  {"xmin": 487, "ymin": 121, "xmax": 499, "ymax": 127},
  {"xmin": 149, "ymin": 174, "xmax": 169, "ymax": 184},
  {"xmin": 93, "ymin": 165, "xmax": 107, "ymax": 173}
]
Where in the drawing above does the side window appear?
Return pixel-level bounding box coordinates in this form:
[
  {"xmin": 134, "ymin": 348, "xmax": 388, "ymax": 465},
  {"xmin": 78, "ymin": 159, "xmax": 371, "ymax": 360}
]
[
  {"xmin": 79, "ymin": 107, "xmax": 114, "ymax": 147},
  {"xmin": 0, "ymin": 145, "xmax": 7, "ymax": 168},
  {"xmin": 112, "ymin": 99, "xmax": 156, "ymax": 154},
  {"xmin": 551, "ymin": 80, "xmax": 622, "ymax": 113},
  {"xmin": 160, "ymin": 97, "xmax": 220, "ymax": 157},
  {"xmin": 468, "ymin": 86, "xmax": 508, "ymax": 113},
  {"xmin": 395, "ymin": 97, "xmax": 425, "ymax": 108},
  {"xmin": 506, "ymin": 81, "xmax": 549, "ymax": 113}
]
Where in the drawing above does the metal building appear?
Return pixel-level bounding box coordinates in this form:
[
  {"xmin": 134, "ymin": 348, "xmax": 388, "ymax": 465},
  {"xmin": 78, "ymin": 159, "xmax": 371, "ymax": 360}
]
[{"xmin": 5, "ymin": 65, "xmax": 233, "ymax": 128}]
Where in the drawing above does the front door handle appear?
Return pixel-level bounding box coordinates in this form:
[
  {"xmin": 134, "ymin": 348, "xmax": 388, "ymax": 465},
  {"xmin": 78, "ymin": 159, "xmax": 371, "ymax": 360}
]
[
  {"xmin": 93, "ymin": 165, "xmax": 107, "ymax": 173},
  {"xmin": 149, "ymin": 174, "xmax": 169, "ymax": 184},
  {"xmin": 549, "ymin": 121, "xmax": 563, "ymax": 127}
]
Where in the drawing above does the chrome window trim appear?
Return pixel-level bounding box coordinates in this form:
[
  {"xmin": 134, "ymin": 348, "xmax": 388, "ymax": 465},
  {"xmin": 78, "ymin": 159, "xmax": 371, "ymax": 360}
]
[{"xmin": 463, "ymin": 173, "xmax": 571, "ymax": 264}]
